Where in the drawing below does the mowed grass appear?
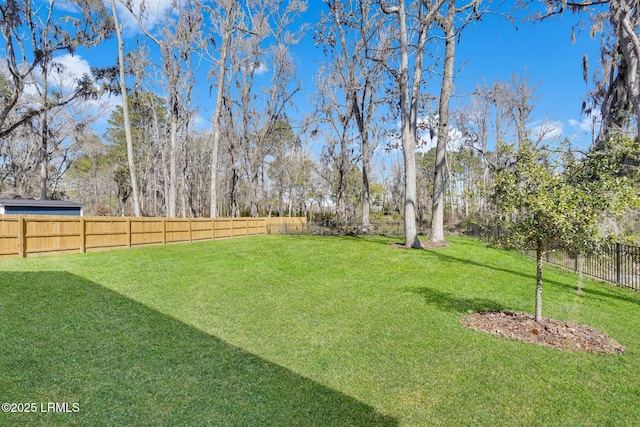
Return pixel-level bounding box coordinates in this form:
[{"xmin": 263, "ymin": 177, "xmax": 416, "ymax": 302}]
[{"xmin": 1, "ymin": 235, "xmax": 640, "ymax": 426}]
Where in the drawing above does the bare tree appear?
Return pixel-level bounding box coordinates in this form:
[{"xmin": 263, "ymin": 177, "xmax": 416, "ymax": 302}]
[
  {"xmin": 456, "ymin": 87, "xmax": 491, "ymax": 212},
  {"xmin": 429, "ymin": 0, "xmax": 482, "ymax": 244},
  {"xmin": 313, "ymin": 66, "xmax": 358, "ymax": 224},
  {"xmin": 110, "ymin": 0, "xmax": 142, "ymax": 216},
  {"xmin": 318, "ymin": 0, "xmax": 385, "ymax": 233},
  {"xmin": 380, "ymin": 0, "xmax": 445, "ymax": 248},
  {"xmin": 206, "ymin": 0, "xmax": 242, "ymax": 218},
  {"xmin": 122, "ymin": 0, "xmax": 204, "ymax": 218},
  {"xmin": 234, "ymin": 0, "xmax": 307, "ymax": 218},
  {"xmin": 0, "ymin": 1, "xmax": 112, "ymax": 140},
  {"xmin": 265, "ymin": 121, "xmax": 298, "ymax": 216}
]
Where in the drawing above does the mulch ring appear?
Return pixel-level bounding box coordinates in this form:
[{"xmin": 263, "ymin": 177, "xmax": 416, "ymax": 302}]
[{"xmin": 461, "ymin": 310, "xmax": 625, "ymax": 354}]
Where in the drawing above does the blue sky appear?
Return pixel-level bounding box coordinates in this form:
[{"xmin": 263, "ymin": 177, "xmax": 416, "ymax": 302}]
[
  {"xmin": 452, "ymin": 8, "xmax": 601, "ymax": 147},
  {"xmin": 49, "ymin": 0, "xmax": 602, "ymax": 151},
  {"xmin": 298, "ymin": 2, "xmax": 601, "ymax": 149}
]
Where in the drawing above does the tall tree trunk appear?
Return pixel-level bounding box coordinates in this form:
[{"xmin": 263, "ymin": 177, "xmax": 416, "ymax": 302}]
[
  {"xmin": 209, "ymin": 2, "xmax": 233, "ymax": 218},
  {"xmin": 249, "ymin": 142, "xmax": 262, "ymax": 218},
  {"xmin": 536, "ymin": 249, "xmax": 543, "ymax": 323},
  {"xmin": 111, "ymin": 0, "xmax": 141, "ymax": 217},
  {"xmin": 381, "ymin": 0, "xmax": 443, "ymax": 248},
  {"xmin": 431, "ymin": 3, "xmax": 456, "ymax": 244},
  {"xmin": 38, "ymin": 14, "xmax": 51, "ymax": 201},
  {"xmin": 39, "ymin": 104, "xmax": 48, "ymax": 199},
  {"xmin": 169, "ymin": 112, "xmax": 178, "ymax": 217},
  {"xmin": 361, "ymin": 132, "xmax": 371, "ymax": 234},
  {"xmin": 328, "ymin": 0, "xmax": 375, "ymax": 234},
  {"xmin": 336, "ymin": 132, "xmax": 349, "ymax": 224},
  {"xmin": 396, "ymin": 0, "xmax": 423, "ymax": 248},
  {"xmin": 618, "ymin": 8, "xmax": 640, "ymax": 141}
]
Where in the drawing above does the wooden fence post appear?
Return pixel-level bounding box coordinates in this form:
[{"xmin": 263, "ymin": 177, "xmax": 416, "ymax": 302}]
[
  {"xmin": 127, "ymin": 218, "xmax": 132, "ymax": 248},
  {"xmin": 80, "ymin": 217, "xmax": 86, "ymax": 253},
  {"xmin": 18, "ymin": 215, "xmax": 26, "ymax": 258},
  {"xmin": 162, "ymin": 219, "xmax": 166, "ymax": 245}
]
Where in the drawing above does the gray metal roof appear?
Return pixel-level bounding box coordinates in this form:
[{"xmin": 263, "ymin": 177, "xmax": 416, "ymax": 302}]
[{"xmin": 0, "ymin": 199, "xmax": 83, "ymax": 207}]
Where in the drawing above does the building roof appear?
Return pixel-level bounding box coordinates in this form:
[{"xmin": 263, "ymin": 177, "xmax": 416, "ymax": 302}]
[{"xmin": 0, "ymin": 199, "xmax": 83, "ymax": 208}]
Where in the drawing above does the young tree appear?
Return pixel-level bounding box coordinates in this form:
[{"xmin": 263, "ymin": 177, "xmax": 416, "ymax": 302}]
[{"xmin": 492, "ymin": 140, "xmax": 636, "ymax": 322}]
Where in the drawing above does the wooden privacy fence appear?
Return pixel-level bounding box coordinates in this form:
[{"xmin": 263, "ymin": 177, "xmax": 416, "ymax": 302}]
[{"xmin": 0, "ymin": 215, "xmax": 307, "ymax": 258}]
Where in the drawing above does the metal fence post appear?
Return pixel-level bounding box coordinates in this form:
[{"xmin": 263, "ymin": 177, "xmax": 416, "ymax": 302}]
[{"xmin": 616, "ymin": 243, "xmax": 621, "ymax": 285}]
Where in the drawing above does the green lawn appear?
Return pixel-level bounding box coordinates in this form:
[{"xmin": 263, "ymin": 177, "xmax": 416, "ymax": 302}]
[{"xmin": 1, "ymin": 235, "xmax": 639, "ymax": 426}]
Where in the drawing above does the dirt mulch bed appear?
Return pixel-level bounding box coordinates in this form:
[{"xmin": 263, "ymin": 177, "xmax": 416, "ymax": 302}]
[{"xmin": 461, "ymin": 310, "xmax": 625, "ymax": 354}]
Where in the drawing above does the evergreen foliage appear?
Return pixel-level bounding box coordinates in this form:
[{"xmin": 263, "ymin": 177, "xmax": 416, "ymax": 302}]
[{"xmin": 491, "ymin": 138, "xmax": 638, "ymax": 320}]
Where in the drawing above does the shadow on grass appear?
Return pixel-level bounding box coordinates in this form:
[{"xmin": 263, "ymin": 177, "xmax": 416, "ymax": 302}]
[
  {"xmin": 0, "ymin": 272, "xmax": 396, "ymax": 427},
  {"xmin": 549, "ymin": 274, "xmax": 640, "ymax": 308},
  {"xmin": 403, "ymin": 286, "xmax": 506, "ymax": 314},
  {"xmin": 298, "ymin": 233, "xmax": 399, "ymax": 247},
  {"xmin": 425, "ymin": 248, "xmax": 576, "ymax": 291},
  {"xmin": 432, "ymin": 239, "xmax": 640, "ymax": 308}
]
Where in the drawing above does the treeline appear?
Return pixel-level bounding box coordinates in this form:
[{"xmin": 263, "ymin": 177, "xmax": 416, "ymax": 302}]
[{"xmin": 1, "ymin": 1, "xmax": 639, "ymax": 245}]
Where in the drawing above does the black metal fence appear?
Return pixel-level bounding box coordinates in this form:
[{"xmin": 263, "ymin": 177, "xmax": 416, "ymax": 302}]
[{"xmin": 466, "ymin": 222, "xmax": 640, "ymax": 292}]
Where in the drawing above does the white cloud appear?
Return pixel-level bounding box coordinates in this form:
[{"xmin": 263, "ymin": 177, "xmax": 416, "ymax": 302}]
[
  {"xmin": 50, "ymin": 53, "xmax": 121, "ymax": 133},
  {"xmin": 531, "ymin": 120, "xmax": 564, "ymax": 142},
  {"xmin": 416, "ymin": 115, "xmax": 468, "ymax": 153},
  {"xmin": 54, "ymin": 0, "xmax": 81, "ymax": 13},
  {"xmin": 254, "ymin": 62, "xmax": 269, "ymax": 75},
  {"xmin": 242, "ymin": 62, "xmax": 269, "ymax": 76},
  {"xmin": 193, "ymin": 114, "xmax": 211, "ymax": 131},
  {"xmin": 14, "ymin": 54, "xmax": 91, "ymax": 97},
  {"xmin": 569, "ymin": 111, "xmax": 601, "ymax": 133},
  {"xmin": 113, "ymin": 0, "xmax": 174, "ymax": 36},
  {"xmin": 51, "ymin": 53, "xmax": 92, "ymax": 87}
]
